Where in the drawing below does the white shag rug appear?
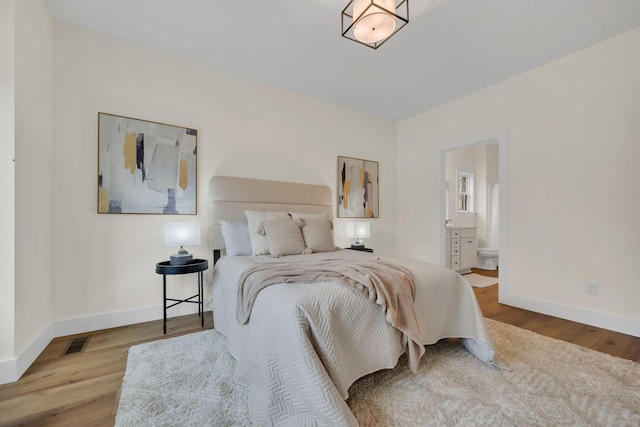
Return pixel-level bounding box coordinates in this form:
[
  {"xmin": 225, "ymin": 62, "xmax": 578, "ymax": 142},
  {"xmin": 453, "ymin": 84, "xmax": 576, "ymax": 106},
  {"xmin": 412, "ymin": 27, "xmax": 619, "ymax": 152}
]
[
  {"xmin": 463, "ymin": 273, "xmax": 499, "ymax": 288},
  {"xmin": 116, "ymin": 320, "xmax": 640, "ymax": 426}
]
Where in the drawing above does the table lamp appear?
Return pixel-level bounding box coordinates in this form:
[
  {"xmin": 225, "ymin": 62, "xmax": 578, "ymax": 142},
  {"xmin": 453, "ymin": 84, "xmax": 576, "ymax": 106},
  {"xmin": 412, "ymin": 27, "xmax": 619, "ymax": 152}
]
[
  {"xmin": 346, "ymin": 221, "xmax": 370, "ymax": 248},
  {"xmin": 164, "ymin": 221, "xmax": 200, "ymax": 265}
]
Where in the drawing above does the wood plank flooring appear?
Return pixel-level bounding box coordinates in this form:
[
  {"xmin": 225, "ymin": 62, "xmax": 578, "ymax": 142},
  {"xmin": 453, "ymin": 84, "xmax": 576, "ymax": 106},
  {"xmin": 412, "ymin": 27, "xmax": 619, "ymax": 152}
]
[
  {"xmin": 1, "ymin": 271, "xmax": 638, "ymax": 426},
  {"xmin": 470, "ymin": 268, "xmax": 640, "ymax": 362},
  {"xmin": 0, "ymin": 313, "xmax": 214, "ymax": 427}
]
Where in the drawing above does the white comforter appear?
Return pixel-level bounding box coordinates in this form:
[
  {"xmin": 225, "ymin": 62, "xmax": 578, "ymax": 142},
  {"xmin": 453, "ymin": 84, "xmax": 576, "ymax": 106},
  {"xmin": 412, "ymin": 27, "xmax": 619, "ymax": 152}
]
[{"xmin": 212, "ymin": 250, "xmax": 497, "ymax": 426}]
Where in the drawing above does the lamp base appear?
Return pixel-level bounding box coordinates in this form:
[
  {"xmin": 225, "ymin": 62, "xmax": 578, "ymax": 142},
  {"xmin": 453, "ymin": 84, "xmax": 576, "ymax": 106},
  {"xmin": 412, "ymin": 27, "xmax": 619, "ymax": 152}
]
[
  {"xmin": 350, "ymin": 243, "xmax": 365, "ymax": 249},
  {"xmin": 170, "ymin": 253, "xmax": 193, "ymax": 265}
]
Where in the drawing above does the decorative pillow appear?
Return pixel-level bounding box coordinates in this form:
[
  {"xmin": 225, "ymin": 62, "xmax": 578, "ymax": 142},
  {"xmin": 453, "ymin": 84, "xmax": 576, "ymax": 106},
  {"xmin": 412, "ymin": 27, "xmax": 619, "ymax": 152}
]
[
  {"xmin": 300, "ymin": 218, "xmax": 337, "ymax": 253},
  {"xmin": 262, "ymin": 219, "xmax": 307, "ymax": 258},
  {"xmin": 219, "ymin": 220, "xmax": 252, "ymax": 256},
  {"xmin": 244, "ymin": 210, "xmax": 290, "ymax": 255}
]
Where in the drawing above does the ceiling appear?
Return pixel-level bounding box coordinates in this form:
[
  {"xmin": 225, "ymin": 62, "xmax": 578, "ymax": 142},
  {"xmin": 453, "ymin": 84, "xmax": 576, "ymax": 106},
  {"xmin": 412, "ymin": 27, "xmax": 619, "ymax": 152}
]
[{"xmin": 44, "ymin": 0, "xmax": 640, "ymax": 122}]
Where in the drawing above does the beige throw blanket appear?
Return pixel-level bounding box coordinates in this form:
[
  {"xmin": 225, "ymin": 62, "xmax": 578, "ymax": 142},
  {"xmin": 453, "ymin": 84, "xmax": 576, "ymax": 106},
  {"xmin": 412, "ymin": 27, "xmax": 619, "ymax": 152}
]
[{"xmin": 237, "ymin": 258, "xmax": 426, "ymax": 372}]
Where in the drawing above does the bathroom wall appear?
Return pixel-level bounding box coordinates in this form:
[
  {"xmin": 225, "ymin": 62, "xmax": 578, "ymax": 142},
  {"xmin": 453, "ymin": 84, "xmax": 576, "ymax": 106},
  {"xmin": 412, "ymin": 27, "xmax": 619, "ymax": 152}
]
[
  {"xmin": 474, "ymin": 143, "xmax": 499, "ymax": 248},
  {"xmin": 444, "ymin": 142, "xmax": 499, "ymax": 246},
  {"xmin": 445, "ymin": 146, "xmax": 476, "ymax": 228}
]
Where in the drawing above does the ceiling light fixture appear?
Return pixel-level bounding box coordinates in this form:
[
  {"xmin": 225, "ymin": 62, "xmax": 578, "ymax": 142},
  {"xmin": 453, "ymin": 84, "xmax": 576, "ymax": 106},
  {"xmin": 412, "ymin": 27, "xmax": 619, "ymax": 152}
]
[{"xmin": 342, "ymin": 0, "xmax": 409, "ymax": 49}]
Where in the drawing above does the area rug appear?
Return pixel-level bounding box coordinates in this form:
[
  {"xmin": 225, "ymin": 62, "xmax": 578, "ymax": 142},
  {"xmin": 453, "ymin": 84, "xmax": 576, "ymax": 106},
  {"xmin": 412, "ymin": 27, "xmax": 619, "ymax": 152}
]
[
  {"xmin": 463, "ymin": 272, "xmax": 499, "ymax": 288},
  {"xmin": 115, "ymin": 320, "xmax": 640, "ymax": 426}
]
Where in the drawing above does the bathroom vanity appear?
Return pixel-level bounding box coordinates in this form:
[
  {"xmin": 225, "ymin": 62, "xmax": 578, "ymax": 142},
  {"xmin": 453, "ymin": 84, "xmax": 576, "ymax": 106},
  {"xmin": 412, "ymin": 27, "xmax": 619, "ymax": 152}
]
[{"xmin": 444, "ymin": 227, "xmax": 477, "ymax": 274}]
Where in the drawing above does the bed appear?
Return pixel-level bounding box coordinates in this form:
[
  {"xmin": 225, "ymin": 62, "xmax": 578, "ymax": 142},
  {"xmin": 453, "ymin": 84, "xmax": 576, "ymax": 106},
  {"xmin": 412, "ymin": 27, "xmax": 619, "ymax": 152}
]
[{"xmin": 208, "ymin": 175, "xmax": 500, "ymax": 426}]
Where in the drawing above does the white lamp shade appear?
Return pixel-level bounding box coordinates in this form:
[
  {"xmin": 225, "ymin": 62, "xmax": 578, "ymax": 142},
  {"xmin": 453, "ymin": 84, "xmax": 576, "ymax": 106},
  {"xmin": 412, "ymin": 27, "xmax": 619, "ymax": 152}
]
[
  {"xmin": 353, "ymin": 0, "xmax": 396, "ymax": 43},
  {"xmin": 346, "ymin": 222, "xmax": 371, "ymax": 239},
  {"xmin": 164, "ymin": 221, "xmax": 201, "ymax": 248}
]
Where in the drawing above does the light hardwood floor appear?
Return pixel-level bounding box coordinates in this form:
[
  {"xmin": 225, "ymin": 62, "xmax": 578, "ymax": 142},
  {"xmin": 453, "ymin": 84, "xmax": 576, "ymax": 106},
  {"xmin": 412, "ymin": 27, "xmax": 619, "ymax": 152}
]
[
  {"xmin": 1, "ymin": 271, "xmax": 638, "ymax": 426},
  {"xmin": 470, "ymin": 268, "xmax": 640, "ymax": 362}
]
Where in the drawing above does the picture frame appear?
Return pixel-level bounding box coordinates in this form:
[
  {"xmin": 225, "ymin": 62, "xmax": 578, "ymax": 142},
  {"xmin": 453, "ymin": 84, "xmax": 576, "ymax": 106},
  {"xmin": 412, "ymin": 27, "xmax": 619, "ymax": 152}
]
[
  {"xmin": 337, "ymin": 156, "xmax": 379, "ymax": 218},
  {"xmin": 97, "ymin": 112, "xmax": 197, "ymax": 214}
]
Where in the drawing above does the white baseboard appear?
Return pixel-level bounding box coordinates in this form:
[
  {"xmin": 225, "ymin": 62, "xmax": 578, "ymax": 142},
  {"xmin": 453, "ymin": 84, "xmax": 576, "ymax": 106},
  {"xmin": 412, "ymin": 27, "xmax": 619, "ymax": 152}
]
[
  {"xmin": 500, "ymin": 293, "xmax": 640, "ymax": 338},
  {"xmin": 0, "ymin": 322, "xmax": 54, "ymax": 385},
  {"xmin": 0, "ymin": 358, "xmax": 17, "ymax": 385},
  {"xmin": 54, "ymin": 303, "xmax": 199, "ymax": 337},
  {"xmin": 0, "ymin": 303, "xmax": 200, "ymax": 385}
]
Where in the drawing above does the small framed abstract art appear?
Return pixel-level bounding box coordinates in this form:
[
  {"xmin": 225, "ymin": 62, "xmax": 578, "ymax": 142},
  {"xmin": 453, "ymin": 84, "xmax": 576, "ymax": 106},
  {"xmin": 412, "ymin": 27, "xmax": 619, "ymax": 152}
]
[
  {"xmin": 97, "ymin": 112, "xmax": 197, "ymax": 214},
  {"xmin": 337, "ymin": 156, "xmax": 379, "ymax": 218}
]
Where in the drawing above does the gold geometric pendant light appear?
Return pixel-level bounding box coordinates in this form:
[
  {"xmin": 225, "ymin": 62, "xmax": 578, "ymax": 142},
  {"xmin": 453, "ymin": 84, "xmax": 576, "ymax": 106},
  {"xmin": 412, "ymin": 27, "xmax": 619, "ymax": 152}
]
[{"xmin": 342, "ymin": 0, "xmax": 409, "ymax": 49}]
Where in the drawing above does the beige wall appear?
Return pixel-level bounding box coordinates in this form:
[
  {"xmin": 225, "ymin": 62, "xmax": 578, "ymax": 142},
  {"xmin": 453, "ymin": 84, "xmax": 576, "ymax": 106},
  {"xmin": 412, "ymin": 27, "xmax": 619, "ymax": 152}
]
[
  {"xmin": 14, "ymin": 0, "xmax": 54, "ymax": 363},
  {"xmin": 398, "ymin": 27, "xmax": 640, "ymax": 335},
  {"xmin": 51, "ymin": 23, "xmax": 397, "ymax": 324},
  {"xmin": 0, "ymin": 0, "xmax": 54, "ymax": 382},
  {"xmin": 0, "ymin": 0, "xmax": 17, "ymax": 365}
]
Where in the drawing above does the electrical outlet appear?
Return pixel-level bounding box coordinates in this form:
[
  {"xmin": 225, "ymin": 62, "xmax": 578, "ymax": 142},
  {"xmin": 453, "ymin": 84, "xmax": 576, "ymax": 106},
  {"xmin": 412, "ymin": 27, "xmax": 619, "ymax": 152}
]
[{"xmin": 585, "ymin": 281, "xmax": 599, "ymax": 295}]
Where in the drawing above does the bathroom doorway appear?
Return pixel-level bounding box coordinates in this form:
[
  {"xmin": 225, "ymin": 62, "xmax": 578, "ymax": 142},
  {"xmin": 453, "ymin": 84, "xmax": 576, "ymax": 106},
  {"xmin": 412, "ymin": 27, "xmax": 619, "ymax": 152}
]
[{"xmin": 439, "ymin": 130, "xmax": 508, "ymax": 293}]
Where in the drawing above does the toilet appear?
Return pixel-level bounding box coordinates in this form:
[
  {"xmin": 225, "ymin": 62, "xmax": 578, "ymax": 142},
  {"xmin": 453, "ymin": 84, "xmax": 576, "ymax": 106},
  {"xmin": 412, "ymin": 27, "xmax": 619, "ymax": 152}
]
[{"xmin": 477, "ymin": 248, "xmax": 499, "ymax": 270}]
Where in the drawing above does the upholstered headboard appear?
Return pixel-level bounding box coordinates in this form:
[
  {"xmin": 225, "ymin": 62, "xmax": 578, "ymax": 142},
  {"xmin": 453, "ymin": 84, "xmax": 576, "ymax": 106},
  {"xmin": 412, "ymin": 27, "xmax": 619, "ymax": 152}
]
[{"xmin": 208, "ymin": 176, "xmax": 333, "ymax": 254}]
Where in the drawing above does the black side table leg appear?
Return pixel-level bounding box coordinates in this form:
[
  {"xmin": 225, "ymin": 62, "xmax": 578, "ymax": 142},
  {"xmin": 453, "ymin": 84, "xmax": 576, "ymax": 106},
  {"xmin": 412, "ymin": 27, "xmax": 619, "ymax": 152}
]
[
  {"xmin": 163, "ymin": 274, "xmax": 167, "ymax": 334},
  {"xmin": 199, "ymin": 271, "xmax": 204, "ymax": 327}
]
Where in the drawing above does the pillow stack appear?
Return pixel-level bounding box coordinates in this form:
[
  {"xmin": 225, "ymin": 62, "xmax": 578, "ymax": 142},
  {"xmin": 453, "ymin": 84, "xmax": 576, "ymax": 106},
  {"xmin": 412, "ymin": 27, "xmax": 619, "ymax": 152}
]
[
  {"xmin": 219, "ymin": 210, "xmax": 337, "ymax": 258},
  {"xmin": 244, "ymin": 210, "xmax": 290, "ymax": 255}
]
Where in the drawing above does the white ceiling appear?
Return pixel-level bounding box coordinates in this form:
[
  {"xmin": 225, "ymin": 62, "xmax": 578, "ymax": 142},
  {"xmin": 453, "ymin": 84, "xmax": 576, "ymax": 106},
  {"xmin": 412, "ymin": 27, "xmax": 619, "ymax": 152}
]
[{"xmin": 44, "ymin": 0, "xmax": 640, "ymax": 122}]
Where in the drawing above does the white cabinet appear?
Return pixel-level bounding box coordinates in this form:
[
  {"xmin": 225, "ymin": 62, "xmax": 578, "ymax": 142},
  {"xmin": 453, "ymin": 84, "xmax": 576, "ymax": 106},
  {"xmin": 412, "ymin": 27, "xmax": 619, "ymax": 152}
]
[
  {"xmin": 446, "ymin": 228, "xmax": 461, "ymax": 271},
  {"xmin": 445, "ymin": 227, "xmax": 477, "ymax": 273},
  {"xmin": 459, "ymin": 229, "xmax": 477, "ymax": 273}
]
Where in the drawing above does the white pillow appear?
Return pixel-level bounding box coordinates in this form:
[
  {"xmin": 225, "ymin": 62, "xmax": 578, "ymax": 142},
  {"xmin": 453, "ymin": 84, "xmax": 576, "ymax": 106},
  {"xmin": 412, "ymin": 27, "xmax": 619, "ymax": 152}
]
[
  {"xmin": 244, "ymin": 210, "xmax": 291, "ymax": 255},
  {"xmin": 300, "ymin": 218, "xmax": 337, "ymax": 253},
  {"xmin": 262, "ymin": 219, "xmax": 307, "ymax": 258},
  {"xmin": 219, "ymin": 220, "xmax": 252, "ymax": 256}
]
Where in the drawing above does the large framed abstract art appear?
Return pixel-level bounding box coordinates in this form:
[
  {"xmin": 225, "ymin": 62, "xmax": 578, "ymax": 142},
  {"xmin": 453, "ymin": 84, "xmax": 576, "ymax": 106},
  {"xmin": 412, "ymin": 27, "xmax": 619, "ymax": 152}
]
[
  {"xmin": 97, "ymin": 112, "xmax": 197, "ymax": 214},
  {"xmin": 337, "ymin": 156, "xmax": 379, "ymax": 218}
]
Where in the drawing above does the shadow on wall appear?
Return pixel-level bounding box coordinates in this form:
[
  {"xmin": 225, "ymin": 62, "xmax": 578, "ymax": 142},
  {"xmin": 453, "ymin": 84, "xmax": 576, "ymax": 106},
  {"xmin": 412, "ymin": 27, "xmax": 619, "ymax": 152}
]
[{"xmin": 213, "ymin": 147, "xmax": 326, "ymax": 186}]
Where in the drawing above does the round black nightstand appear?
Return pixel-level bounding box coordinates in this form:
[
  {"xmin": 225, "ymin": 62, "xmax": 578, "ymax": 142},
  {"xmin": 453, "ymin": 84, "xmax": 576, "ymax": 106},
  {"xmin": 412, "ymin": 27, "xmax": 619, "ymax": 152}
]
[{"xmin": 156, "ymin": 259, "xmax": 208, "ymax": 334}]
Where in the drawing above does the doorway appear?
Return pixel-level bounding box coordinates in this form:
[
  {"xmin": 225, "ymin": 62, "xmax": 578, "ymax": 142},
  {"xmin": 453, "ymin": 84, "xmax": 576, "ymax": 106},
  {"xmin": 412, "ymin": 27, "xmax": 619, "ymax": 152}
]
[{"xmin": 439, "ymin": 130, "xmax": 508, "ymax": 295}]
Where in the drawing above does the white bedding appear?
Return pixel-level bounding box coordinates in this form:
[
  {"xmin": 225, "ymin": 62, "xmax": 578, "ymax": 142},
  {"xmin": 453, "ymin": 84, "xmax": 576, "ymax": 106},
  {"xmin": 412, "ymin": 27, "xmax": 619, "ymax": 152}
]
[{"xmin": 212, "ymin": 249, "xmax": 497, "ymax": 426}]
